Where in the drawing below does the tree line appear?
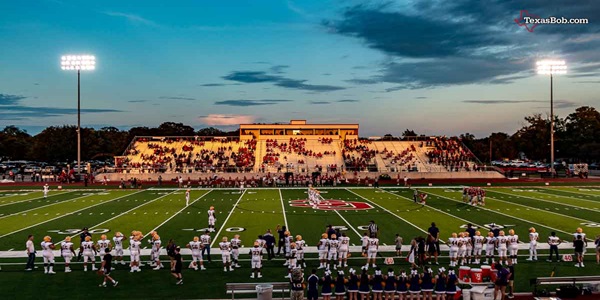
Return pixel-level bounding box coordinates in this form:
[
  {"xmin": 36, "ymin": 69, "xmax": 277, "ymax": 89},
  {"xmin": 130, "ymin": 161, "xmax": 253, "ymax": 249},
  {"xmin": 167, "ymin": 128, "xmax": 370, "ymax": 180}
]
[{"xmin": 0, "ymin": 106, "xmax": 598, "ymax": 163}]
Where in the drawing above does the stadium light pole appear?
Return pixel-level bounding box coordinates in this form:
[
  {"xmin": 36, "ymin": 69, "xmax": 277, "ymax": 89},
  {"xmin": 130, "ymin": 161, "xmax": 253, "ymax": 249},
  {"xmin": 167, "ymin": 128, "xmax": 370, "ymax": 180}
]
[
  {"xmin": 536, "ymin": 60, "xmax": 566, "ymax": 177},
  {"xmin": 61, "ymin": 55, "xmax": 96, "ymax": 178}
]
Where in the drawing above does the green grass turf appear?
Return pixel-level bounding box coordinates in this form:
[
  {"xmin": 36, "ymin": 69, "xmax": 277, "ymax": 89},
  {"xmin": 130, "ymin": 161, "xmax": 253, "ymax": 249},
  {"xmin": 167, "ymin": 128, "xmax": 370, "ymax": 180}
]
[
  {"xmin": 0, "ymin": 187, "xmax": 599, "ymax": 299},
  {"xmin": 0, "ymin": 191, "xmax": 70, "ymax": 206},
  {"xmin": 0, "ymin": 191, "xmax": 79, "ymax": 216}
]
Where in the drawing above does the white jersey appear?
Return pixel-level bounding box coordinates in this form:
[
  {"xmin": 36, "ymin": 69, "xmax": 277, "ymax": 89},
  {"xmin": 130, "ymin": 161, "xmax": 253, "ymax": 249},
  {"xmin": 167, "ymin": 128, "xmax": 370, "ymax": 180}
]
[
  {"xmin": 529, "ymin": 232, "xmax": 539, "ymax": 243},
  {"xmin": 208, "ymin": 209, "xmax": 215, "ymax": 219},
  {"xmin": 43, "ymin": 186, "xmax": 49, "ymax": 193},
  {"xmin": 250, "ymin": 247, "xmax": 263, "ymax": 260},
  {"xmin": 113, "ymin": 236, "xmax": 124, "ymax": 249},
  {"xmin": 497, "ymin": 236, "xmax": 509, "ymax": 249},
  {"xmin": 219, "ymin": 242, "xmax": 231, "ymax": 253},
  {"xmin": 361, "ymin": 236, "xmax": 369, "ymax": 247},
  {"xmin": 573, "ymin": 232, "xmax": 586, "ymax": 241},
  {"xmin": 368, "ymin": 238, "xmax": 379, "ymax": 251},
  {"xmin": 81, "ymin": 241, "xmax": 95, "ymax": 253},
  {"xmin": 200, "ymin": 234, "xmax": 211, "ymax": 245},
  {"xmin": 189, "ymin": 241, "xmax": 202, "ymax": 253},
  {"xmin": 485, "ymin": 236, "xmax": 496, "ymax": 246},
  {"xmin": 449, "ymin": 237, "xmax": 459, "ymax": 248},
  {"xmin": 328, "ymin": 239, "xmax": 340, "ymax": 253},
  {"xmin": 230, "ymin": 238, "xmax": 241, "ymax": 249},
  {"xmin": 41, "ymin": 241, "xmax": 54, "ymax": 254},
  {"xmin": 152, "ymin": 239, "xmax": 161, "ymax": 252},
  {"xmin": 97, "ymin": 239, "xmax": 110, "ymax": 253},
  {"xmin": 61, "ymin": 241, "xmax": 73, "ymax": 254},
  {"xmin": 318, "ymin": 238, "xmax": 328, "ymax": 251},
  {"xmin": 548, "ymin": 236, "xmax": 560, "ymax": 246},
  {"xmin": 296, "ymin": 240, "xmax": 306, "ymax": 251},
  {"xmin": 339, "ymin": 236, "xmax": 350, "ymax": 251},
  {"xmin": 255, "ymin": 238, "xmax": 266, "ymax": 248},
  {"xmin": 130, "ymin": 240, "xmax": 141, "ymax": 253},
  {"xmin": 473, "ymin": 236, "xmax": 484, "ymax": 248},
  {"xmin": 509, "ymin": 235, "xmax": 519, "ymax": 245},
  {"xmin": 185, "ymin": 190, "xmax": 190, "ymax": 200}
]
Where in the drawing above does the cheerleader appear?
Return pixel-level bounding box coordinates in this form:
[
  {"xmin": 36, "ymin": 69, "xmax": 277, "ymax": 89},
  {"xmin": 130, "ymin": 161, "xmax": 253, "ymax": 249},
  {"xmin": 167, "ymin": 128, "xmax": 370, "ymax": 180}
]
[
  {"xmin": 348, "ymin": 268, "xmax": 359, "ymax": 300},
  {"xmin": 371, "ymin": 268, "xmax": 384, "ymax": 300},
  {"xmin": 321, "ymin": 270, "xmax": 333, "ymax": 300},
  {"xmin": 335, "ymin": 270, "xmax": 347, "ymax": 300},
  {"xmin": 434, "ymin": 268, "xmax": 446, "ymax": 300},
  {"xmin": 527, "ymin": 227, "xmax": 539, "ymax": 261},
  {"xmin": 421, "ymin": 267, "xmax": 434, "ymax": 300},
  {"xmin": 508, "ymin": 229, "xmax": 519, "ymax": 264},
  {"xmin": 408, "ymin": 268, "xmax": 421, "ymax": 300},
  {"xmin": 445, "ymin": 269, "xmax": 458, "ymax": 300},
  {"xmin": 384, "ymin": 268, "xmax": 396, "ymax": 300},
  {"xmin": 358, "ymin": 268, "xmax": 371, "ymax": 300},
  {"xmin": 396, "ymin": 270, "xmax": 409, "ymax": 300},
  {"xmin": 448, "ymin": 233, "xmax": 459, "ymax": 267},
  {"xmin": 407, "ymin": 239, "xmax": 417, "ymax": 268}
]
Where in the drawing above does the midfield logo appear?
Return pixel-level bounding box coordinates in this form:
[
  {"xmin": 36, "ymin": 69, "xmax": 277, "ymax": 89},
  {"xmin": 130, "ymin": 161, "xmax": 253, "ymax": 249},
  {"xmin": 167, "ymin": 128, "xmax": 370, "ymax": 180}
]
[{"xmin": 289, "ymin": 199, "xmax": 373, "ymax": 210}]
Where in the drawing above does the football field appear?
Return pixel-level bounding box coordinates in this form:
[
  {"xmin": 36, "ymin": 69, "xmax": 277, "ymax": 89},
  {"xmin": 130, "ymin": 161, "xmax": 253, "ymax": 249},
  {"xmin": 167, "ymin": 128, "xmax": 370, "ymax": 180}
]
[{"xmin": 1, "ymin": 186, "xmax": 599, "ymax": 299}]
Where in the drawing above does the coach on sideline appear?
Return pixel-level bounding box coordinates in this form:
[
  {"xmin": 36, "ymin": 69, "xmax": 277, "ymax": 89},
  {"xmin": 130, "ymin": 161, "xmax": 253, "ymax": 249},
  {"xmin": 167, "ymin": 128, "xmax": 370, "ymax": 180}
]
[
  {"xmin": 368, "ymin": 220, "xmax": 379, "ymax": 238},
  {"xmin": 25, "ymin": 235, "xmax": 35, "ymax": 271}
]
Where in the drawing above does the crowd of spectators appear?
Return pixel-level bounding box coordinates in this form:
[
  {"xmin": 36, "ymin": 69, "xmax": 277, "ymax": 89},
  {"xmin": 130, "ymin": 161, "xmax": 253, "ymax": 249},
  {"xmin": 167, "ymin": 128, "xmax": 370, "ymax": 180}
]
[
  {"xmin": 342, "ymin": 139, "xmax": 376, "ymax": 171},
  {"xmin": 425, "ymin": 137, "xmax": 476, "ymax": 171}
]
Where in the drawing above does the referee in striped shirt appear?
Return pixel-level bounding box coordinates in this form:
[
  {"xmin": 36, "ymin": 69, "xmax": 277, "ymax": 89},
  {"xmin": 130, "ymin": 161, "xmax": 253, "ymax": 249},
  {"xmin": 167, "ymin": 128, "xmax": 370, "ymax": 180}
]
[{"xmin": 368, "ymin": 220, "xmax": 379, "ymax": 238}]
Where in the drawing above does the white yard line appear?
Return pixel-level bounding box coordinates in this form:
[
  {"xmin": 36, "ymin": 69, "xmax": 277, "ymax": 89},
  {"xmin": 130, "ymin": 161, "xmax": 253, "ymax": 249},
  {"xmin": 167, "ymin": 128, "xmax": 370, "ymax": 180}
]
[
  {"xmin": 0, "ymin": 191, "xmax": 71, "ymax": 207},
  {"xmin": 333, "ymin": 210, "xmax": 362, "ymax": 239},
  {"xmin": 143, "ymin": 190, "xmax": 213, "ymax": 238},
  {"xmin": 491, "ymin": 189, "xmax": 600, "ymax": 212},
  {"xmin": 382, "ymin": 189, "xmax": 485, "ymax": 229},
  {"xmin": 426, "ymin": 191, "xmax": 577, "ymax": 238},
  {"xmin": 345, "ymin": 188, "xmax": 429, "ymax": 235},
  {"xmin": 541, "ymin": 188, "xmax": 600, "ymax": 198},
  {"xmin": 0, "ymin": 192, "xmax": 97, "ymax": 220},
  {"xmin": 278, "ymin": 188, "xmax": 289, "ymax": 230},
  {"xmin": 533, "ymin": 190, "xmax": 600, "ymax": 204},
  {"xmin": 0, "ymin": 190, "xmax": 144, "ymax": 240},
  {"xmin": 211, "ymin": 189, "xmax": 247, "ymax": 247}
]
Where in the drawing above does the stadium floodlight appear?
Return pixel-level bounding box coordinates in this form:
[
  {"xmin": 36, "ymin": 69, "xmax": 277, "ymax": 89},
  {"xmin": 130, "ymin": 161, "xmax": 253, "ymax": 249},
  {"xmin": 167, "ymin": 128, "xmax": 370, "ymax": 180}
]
[
  {"xmin": 60, "ymin": 54, "xmax": 97, "ymax": 178},
  {"xmin": 536, "ymin": 59, "xmax": 567, "ymax": 178}
]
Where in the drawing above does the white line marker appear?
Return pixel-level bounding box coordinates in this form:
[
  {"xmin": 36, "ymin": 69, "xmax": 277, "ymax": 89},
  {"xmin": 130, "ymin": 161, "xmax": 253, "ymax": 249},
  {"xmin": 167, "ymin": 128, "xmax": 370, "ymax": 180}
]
[
  {"xmin": 211, "ymin": 190, "xmax": 247, "ymax": 247},
  {"xmin": 278, "ymin": 188, "xmax": 289, "ymax": 230}
]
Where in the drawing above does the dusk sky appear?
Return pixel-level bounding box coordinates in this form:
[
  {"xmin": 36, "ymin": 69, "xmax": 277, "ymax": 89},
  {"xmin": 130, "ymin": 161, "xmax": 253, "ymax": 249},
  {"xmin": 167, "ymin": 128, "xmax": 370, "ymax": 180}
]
[{"xmin": 0, "ymin": 0, "xmax": 598, "ymax": 137}]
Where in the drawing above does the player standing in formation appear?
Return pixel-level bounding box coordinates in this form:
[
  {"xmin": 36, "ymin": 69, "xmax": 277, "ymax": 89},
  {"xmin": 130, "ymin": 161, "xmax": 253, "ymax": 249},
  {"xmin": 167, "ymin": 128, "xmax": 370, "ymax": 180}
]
[
  {"xmin": 113, "ymin": 232, "xmax": 126, "ymax": 265},
  {"xmin": 186, "ymin": 236, "xmax": 206, "ymax": 270},
  {"xmin": 462, "ymin": 186, "xmax": 486, "ymax": 206},
  {"xmin": 365, "ymin": 233, "xmax": 379, "ymax": 270},
  {"xmin": 43, "ymin": 184, "xmax": 49, "ymax": 199},
  {"xmin": 295, "ymin": 235, "xmax": 307, "ymax": 268},
  {"xmin": 97, "ymin": 234, "xmax": 111, "ymax": 268},
  {"xmin": 250, "ymin": 241, "xmax": 264, "ymax": 278},
  {"xmin": 207, "ymin": 206, "xmax": 216, "ymax": 232},
  {"xmin": 41, "ymin": 236, "xmax": 56, "ymax": 274},
  {"xmin": 307, "ymin": 185, "xmax": 323, "ymax": 208},
  {"xmin": 508, "ymin": 229, "xmax": 519, "ymax": 264},
  {"xmin": 527, "ymin": 227, "xmax": 539, "ymax": 261},
  {"xmin": 81, "ymin": 236, "xmax": 97, "ymax": 272},
  {"xmin": 150, "ymin": 232, "xmax": 164, "ymax": 270},
  {"xmin": 129, "ymin": 231, "xmax": 142, "ymax": 272},
  {"xmin": 231, "ymin": 234, "xmax": 242, "ymax": 268},
  {"xmin": 185, "ymin": 189, "xmax": 191, "ymax": 206},
  {"xmin": 472, "ymin": 231, "xmax": 484, "ymax": 264},
  {"xmin": 219, "ymin": 236, "xmax": 234, "ymax": 272},
  {"xmin": 60, "ymin": 236, "xmax": 75, "ymax": 272},
  {"xmin": 484, "ymin": 232, "xmax": 496, "ymax": 264}
]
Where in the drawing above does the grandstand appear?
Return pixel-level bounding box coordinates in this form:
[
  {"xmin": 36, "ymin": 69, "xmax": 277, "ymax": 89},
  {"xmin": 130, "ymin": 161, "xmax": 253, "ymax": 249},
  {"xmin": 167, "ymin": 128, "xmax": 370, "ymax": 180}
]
[{"xmin": 109, "ymin": 120, "xmax": 502, "ymax": 180}]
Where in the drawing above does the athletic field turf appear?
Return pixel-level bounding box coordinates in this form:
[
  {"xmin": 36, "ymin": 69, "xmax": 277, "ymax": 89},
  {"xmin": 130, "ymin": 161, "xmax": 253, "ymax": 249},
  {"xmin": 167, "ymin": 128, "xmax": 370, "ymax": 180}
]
[{"xmin": 0, "ymin": 186, "xmax": 599, "ymax": 299}]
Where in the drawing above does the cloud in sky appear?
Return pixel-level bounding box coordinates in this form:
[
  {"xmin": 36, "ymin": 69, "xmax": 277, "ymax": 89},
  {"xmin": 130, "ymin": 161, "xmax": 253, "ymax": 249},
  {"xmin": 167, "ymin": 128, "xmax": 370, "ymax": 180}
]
[
  {"xmin": 158, "ymin": 96, "xmax": 196, "ymax": 101},
  {"xmin": 103, "ymin": 11, "xmax": 159, "ymax": 27},
  {"xmin": 198, "ymin": 114, "xmax": 256, "ymax": 126},
  {"xmin": 310, "ymin": 101, "xmax": 330, "ymax": 104},
  {"xmin": 0, "ymin": 94, "xmax": 26, "ymax": 105},
  {"xmin": 223, "ymin": 70, "xmax": 346, "ymax": 92},
  {"xmin": 128, "ymin": 100, "xmax": 149, "ymax": 103},
  {"xmin": 337, "ymin": 99, "xmax": 359, "ymax": 103},
  {"xmin": 214, "ymin": 99, "xmax": 293, "ymax": 106},
  {"xmin": 0, "ymin": 93, "xmax": 122, "ymax": 120},
  {"xmin": 463, "ymin": 99, "xmax": 578, "ymax": 108}
]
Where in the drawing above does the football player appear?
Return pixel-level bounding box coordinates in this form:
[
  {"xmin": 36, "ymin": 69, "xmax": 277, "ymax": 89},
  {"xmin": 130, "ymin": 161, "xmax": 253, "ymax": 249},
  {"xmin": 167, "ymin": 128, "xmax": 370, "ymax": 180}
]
[
  {"xmin": 250, "ymin": 241, "xmax": 263, "ymax": 278},
  {"xmin": 113, "ymin": 232, "xmax": 126, "ymax": 265},
  {"xmin": 60, "ymin": 236, "xmax": 75, "ymax": 272},
  {"xmin": 483, "ymin": 232, "xmax": 496, "ymax": 264},
  {"xmin": 527, "ymin": 227, "xmax": 539, "ymax": 261},
  {"xmin": 129, "ymin": 233, "xmax": 142, "ymax": 272},
  {"xmin": 219, "ymin": 236, "xmax": 233, "ymax": 272},
  {"xmin": 361, "ymin": 232, "xmax": 369, "ymax": 258},
  {"xmin": 285, "ymin": 242, "xmax": 298, "ymax": 279},
  {"xmin": 97, "ymin": 234, "xmax": 111, "ymax": 262},
  {"xmin": 151, "ymin": 233, "xmax": 163, "ymax": 270},
  {"xmin": 82, "ymin": 235, "xmax": 97, "ymax": 272},
  {"xmin": 457, "ymin": 232, "xmax": 466, "ymax": 266},
  {"xmin": 185, "ymin": 188, "xmax": 191, "ymax": 206},
  {"xmin": 327, "ymin": 234, "xmax": 340, "ymax": 270},
  {"xmin": 448, "ymin": 233, "xmax": 458, "ymax": 267},
  {"xmin": 508, "ymin": 229, "xmax": 519, "ymax": 264},
  {"xmin": 473, "ymin": 231, "xmax": 484, "ymax": 264},
  {"xmin": 573, "ymin": 227, "xmax": 588, "ymax": 253},
  {"xmin": 338, "ymin": 233, "xmax": 350, "ymax": 268},
  {"xmin": 365, "ymin": 233, "xmax": 379, "ymax": 269},
  {"xmin": 41, "ymin": 236, "xmax": 56, "ymax": 274},
  {"xmin": 283, "ymin": 231, "xmax": 292, "ymax": 267},
  {"xmin": 496, "ymin": 230, "xmax": 509, "ymax": 266},
  {"xmin": 231, "ymin": 234, "xmax": 242, "ymax": 268},
  {"xmin": 208, "ymin": 206, "xmax": 216, "ymax": 232},
  {"xmin": 317, "ymin": 233, "xmax": 328, "ymax": 269},
  {"xmin": 187, "ymin": 236, "xmax": 206, "ymax": 271},
  {"xmin": 200, "ymin": 230, "xmax": 212, "ymax": 262},
  {"xmin": 295, "ymin": 235, "xmax": 307, "ymax": 268},
  {"xmin": 464, "ymin": 232, "xmax": 473, "ymax": 265},
  {"xmin": 43, "ymin": 184, "xmax": 49, "ymax": 199}
]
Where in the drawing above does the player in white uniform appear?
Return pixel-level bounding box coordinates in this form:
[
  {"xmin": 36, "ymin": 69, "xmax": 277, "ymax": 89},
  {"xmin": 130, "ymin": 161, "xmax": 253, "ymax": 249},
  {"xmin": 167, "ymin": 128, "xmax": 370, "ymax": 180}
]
[
  {"xmin": 473, "ymin": 231, "xmax": 484, "ymax": 264},
  {"xmin": 496, "ymin": 231, "xmax": 509, "ymax": 266},
  {"xmin": 208, "ymin": 206, "xmax": 216, "ymax": 232},
  {"xmin": 295, "ymin": 235, "xmax": 306, "ymax": 268},
  {"xmin": 97, "ymin": 234, "xmax": 111, "ymax": 262},
  {"xmin": 327, "ymin": 234, "xmax": 340, "ymax": 270},
  {"xmin": 508, "ymin": 229, "xmax": 519, "ymax": 264},
  {"xmin": 219, "ymin": 237, "xmax": 233, "ymax": 272},
  {"xmin": 527, "ymin": 227, "xmax": 539, "ymax": 261},
  {"xmin": 129, "ymin": 232, "xmax": 142, "ymax": 272},
  {"xmin": 201, "ymin": 230, "xmax": 212, "ymax": 262},
  {"xmin": 338, "ymin": 233, "xmax": 350, "ymax": 268},
  {"xmin": 361, "ymin": 232, "xmax": 369, "ymax": 257},
  {"xmin": 250, "ymin": 241, "xmax": 263, "ymax": 278},
  {"xmin": 285, "ymin": 243, "xmax": 298, "ymax": 278},
  {"xmin": 43, "ymin": 184, "xmax": 49, "ymax": 199},
  {"xmin": 151, "ymin": 233, "xmax": 163, "ymax": 270},
  {"xmin": 317, "ymin": 233, "xmax": 328, "ymax": 269},
  {"xmin": 283, "ymin": 231, "xmax": 292, "ymax": 266},
  {"xmin": 113, "ymin": 232, "xmax": 126, "ymax": 265},
  {"xmin": 231, "ymin": 234, "xmax": 242, "ymax": 268},
  {"xmin": 365, "ymin": 233, "xmax": 379, "ymax": 269},
  {"xmin": 457, "ymin": 233, "xmax": 467, "ymax": 266},
  {"xmin": 81, "ymin": 236, "xmax": 97, "ymax": 272},
  {"xmin": 61, "ymin": 236, "xmax": 75, "ymax": 272},
  {"xmin": 185, "ymin": 189, "xmax": 191, "ymax": 206},
  {"xmin": 448, "ymin": 233, "xmax": 459, "ymax": 267},
  {"xmin": 464, "ymin": 232, "xmax": 473, "ymax": 265},
  {"xmin": 187, "ymin": 236, "xmax": 206, "ymax": 271},
  {"xmin": 484, "ymin": 232, "xmax": 496, "ymax": 264},
  {"xmin": 41, "ymin": 236, "xmax": 56, "ymax": 274}
]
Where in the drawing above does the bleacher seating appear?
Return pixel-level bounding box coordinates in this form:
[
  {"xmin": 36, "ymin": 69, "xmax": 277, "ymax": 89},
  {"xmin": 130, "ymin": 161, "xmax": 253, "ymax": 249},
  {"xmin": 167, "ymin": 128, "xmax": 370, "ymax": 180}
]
[{"xmin": 257, "ymin": 137, "xmax": 343, "ymax": 173}]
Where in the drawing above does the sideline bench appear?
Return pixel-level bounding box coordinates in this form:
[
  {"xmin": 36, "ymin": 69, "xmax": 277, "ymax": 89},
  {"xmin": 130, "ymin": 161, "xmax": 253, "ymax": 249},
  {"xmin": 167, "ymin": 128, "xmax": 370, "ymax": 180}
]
[
  {"xmin": 533, "ymin": 276, "xmax": 600, "ymax": 295},
  {"xmin": 226, "ymin": 282, "xmax": 290, "ymax": 300}
]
